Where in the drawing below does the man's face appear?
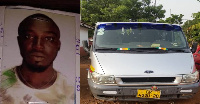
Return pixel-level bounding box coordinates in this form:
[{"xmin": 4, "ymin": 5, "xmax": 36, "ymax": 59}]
[{"xmin": 18, "ymin": 18, "xmax": 60, "ymax": 72}]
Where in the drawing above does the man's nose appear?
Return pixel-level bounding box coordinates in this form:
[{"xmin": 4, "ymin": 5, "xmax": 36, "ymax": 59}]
[{"xmin": 32, "ymin": 37, "xmax": 44, "ymax": 50}]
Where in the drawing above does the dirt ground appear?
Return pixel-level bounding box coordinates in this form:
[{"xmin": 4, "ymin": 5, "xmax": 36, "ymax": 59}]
[{"xmin": 80, "ymin": 55, "xmax": 200, "ymax": 104}]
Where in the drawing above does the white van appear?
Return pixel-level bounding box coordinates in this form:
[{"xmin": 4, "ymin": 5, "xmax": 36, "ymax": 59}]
[{"xmin": 83, "ymin": 22, "xmax": 199, "ymax": 101}]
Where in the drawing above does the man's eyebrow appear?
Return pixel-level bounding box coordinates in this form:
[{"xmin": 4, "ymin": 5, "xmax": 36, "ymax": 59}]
[
  {"xmin": 45, "ymin": 31, "xmax": 59, "ymax": 37},
  {"xmin": 25, "ymin": 30, "xmax": 59, "ymax": 36}
]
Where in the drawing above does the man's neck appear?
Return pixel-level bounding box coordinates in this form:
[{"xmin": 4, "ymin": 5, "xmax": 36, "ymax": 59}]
[{"xmin": 17, "ymin": 64, "xmax": 57, "ymax": 89}]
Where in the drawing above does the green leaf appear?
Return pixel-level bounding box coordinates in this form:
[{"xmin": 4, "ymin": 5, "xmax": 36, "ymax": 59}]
[
  {"xmin": 3, "ymin": 69, "xmax": 16, "ymax": 78},
  {"xmin": 0, "ymin": 69, "xmax": 17, "ymax": 91}
]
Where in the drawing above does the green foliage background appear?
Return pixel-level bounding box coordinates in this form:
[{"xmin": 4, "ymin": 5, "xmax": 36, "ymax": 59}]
[
  {"xmin": 81, "ymin": 0, "xmax": 199, "ymax": 43},
  {"xmin": 182, "ymin": 12, "xmax": 200, "ymax": 45},
  {"xmin": 81, "ymin": 0, "xmax": 166, "ymax": 26}
]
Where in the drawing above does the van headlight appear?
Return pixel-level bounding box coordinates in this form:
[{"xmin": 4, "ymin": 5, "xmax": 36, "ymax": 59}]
[
  {"xmin": 90, "ymin": 72, "xmax": 116, "ymax": 84},
  {"xmin": 181, "ymin": 71, "xmax": 199, "ymax": 83}
]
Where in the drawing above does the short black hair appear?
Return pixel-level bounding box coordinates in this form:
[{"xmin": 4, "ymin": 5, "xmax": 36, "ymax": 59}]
[{"xmin": 18, "ymin": 13, "xmax": 60, "ymax": 37}]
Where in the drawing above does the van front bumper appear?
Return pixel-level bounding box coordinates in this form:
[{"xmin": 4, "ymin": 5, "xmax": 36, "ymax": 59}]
[{"xmin": 88, "ymin": 78, "xmax": 199, "ymax": 101}]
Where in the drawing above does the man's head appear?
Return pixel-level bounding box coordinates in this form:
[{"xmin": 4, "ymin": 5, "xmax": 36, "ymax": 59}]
[{"xmin": 18, "ymin": 13, "xmax": 61, "ymax": 72}]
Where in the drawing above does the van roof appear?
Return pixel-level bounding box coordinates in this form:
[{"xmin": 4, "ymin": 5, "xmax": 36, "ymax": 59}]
[{"xmin": 96, "ymin": 22, "xmax": 180, "ymax": 26}]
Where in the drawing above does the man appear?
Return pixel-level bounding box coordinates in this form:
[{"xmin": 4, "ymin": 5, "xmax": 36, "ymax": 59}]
[{"xmin": 0, "ymin": 13, "xmax": 74, "ymax": 104}]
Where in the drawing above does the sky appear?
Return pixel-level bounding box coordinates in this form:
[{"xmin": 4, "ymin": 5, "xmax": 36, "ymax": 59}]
[{"xmin": 154, "ymin": 0, "xmax": 200, "ymax": 22}]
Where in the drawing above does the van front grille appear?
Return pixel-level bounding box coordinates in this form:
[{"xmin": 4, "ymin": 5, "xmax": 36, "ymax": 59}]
[{"xmin": 121, "ymin": 77, "xmax": 175, "ymax": 83}]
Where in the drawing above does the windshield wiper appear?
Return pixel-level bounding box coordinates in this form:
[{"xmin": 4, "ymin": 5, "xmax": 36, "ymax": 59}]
[
  {"xmin": 132, "ymin": 48, "xmax": 159, "ymax": 50},
  {"xmin": 96, "ymin": 48, "xmax": 117, "ymax": 51},
  {"xmin": 128, "ymin": 48, "xmax": 169, "ymax": 53},
  {"xmin": 168, "ymin": 49, "xmax": 190, "ymax": 53}
]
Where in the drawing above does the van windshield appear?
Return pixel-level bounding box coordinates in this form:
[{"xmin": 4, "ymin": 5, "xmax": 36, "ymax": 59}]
[{"xmin": 95, "ymin": 23, "xmax": 188, "ymax": 51}]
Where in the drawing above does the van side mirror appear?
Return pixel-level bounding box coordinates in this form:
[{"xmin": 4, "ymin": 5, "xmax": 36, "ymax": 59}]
[
  {"xmin": 82, "ymin": 40, "xmax": 90, "ymax": 53},
  {"xmin": 191, "ymin": 42, "xmax": 198, "ymax": 53}
]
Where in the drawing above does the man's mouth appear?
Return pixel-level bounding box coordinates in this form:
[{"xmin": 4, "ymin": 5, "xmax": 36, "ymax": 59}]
[
  {"xmin": 31, "ymin": 55, "xmax": 45, "ymax": 61},
  {"xmin": 30, "ymin": 52, "xmax": 45, "ymax": 61}
]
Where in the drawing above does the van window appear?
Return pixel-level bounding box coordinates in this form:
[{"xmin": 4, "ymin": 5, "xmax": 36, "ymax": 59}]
[{"xmin": 95, "ymin": 23, "xmax": 187, "ymax": 49}]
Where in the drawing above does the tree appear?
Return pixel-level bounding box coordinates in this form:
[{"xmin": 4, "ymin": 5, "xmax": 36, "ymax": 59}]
[
  {"xmin": 81, "ymin": 0, "xmax": 166, "ymax": 26},
  {"xmin": 192, "ymin": 12, "xmax": 200, "ymax": 19},
  {"xmin": 186, "ymin": 23, "xmax": 200, "ymax": 43},
  {"xmin": 157, "ymin": 19, "xmax": 167, "ymax": 23},
  {"xmin": 165, "ymin": 14, "xmax": 184, "ymax": 24},
  {"xmin": 120, "ymin": 0, "xmax": 143, "ymax": 22},
  {"xmin": 141, "ymin": 0, "xmax": 165, "ymax": 22},
  {"xmin": 182, "ymin": 12, "xmax": 200, "ymax": 45},
  {"xmin": 81, "ymin": 0, "xmax": 123, "ymax": 26}
]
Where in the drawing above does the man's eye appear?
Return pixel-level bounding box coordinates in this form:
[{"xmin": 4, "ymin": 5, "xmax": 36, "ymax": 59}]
[
  {"xmin": 45, "ymin": 37, "xmax": 55, "ymax": 41},
  {"xmin": 25, "ymin": 35, "xmax": 34, "ymax": 40}
]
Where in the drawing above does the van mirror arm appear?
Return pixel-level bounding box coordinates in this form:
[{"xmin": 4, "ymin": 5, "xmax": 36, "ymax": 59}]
[
  {"xmin": 191, "ymin": 42, "xmax": 198, "ymax": 53},
  {"xmin": 82, "ymin": 40, "xmax": 90, "ymax": 53}
]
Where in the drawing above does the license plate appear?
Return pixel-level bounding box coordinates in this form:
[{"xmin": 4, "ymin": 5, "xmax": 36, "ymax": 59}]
[{"xmin": 137, "ymin": 89, "xmax": 161, "ymax": 99}]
